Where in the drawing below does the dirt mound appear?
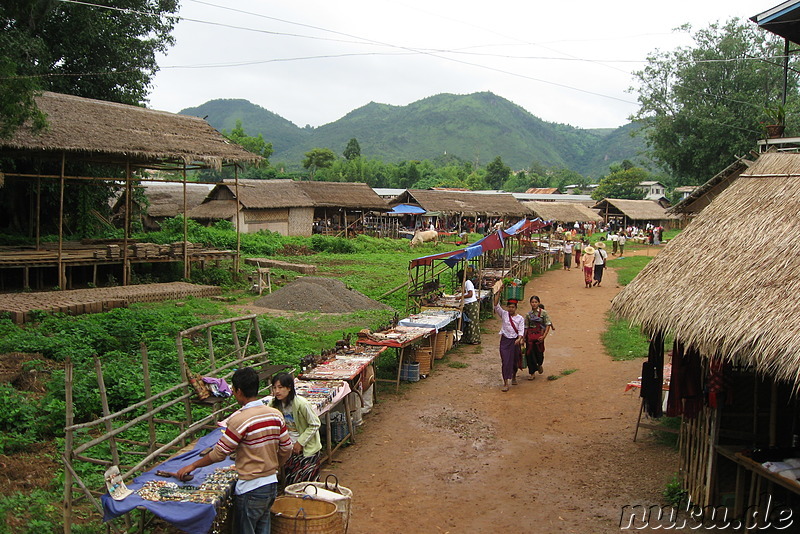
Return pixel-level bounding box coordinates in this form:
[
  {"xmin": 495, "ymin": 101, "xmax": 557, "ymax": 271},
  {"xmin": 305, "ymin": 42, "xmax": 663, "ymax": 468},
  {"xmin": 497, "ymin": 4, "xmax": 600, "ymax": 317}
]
[{"xmin": 254, "ymin": 277, "xmax": 392, "ymax": 313}]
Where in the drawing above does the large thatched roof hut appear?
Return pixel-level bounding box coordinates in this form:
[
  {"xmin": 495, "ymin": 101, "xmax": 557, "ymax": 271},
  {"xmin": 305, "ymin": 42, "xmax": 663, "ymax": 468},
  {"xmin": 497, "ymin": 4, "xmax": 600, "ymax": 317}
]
[
  {"xmin": 0, "ymin": 92, "xmax": 261, "ymax": 170},
  {"xmin": 189, "ymin": 179, "xmax": 388, "ymax": 236},
  {"xmin": 520, "ymin": 201, "xmax": 601, "ymax": 223},
  {"xmin": 611, "ymin": 152, "xmax": 800, "ymax": 515},
  {"xmin": 592, "ymin": 198, "xmax": 677, "ymax": 228},
  {"xmin": 667, "ymin": 157, "xmax": 752, "ymax": 218},
  {"xmin": 111, "ymin": 182, "xmax": 214, "ymax": 230}
]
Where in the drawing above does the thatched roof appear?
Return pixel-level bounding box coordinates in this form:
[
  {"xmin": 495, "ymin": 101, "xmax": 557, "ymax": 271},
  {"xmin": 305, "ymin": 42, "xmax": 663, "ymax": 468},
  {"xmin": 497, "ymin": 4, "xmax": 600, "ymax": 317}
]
[
  {"xmin": 189, "ymin": 179, "xmax": 388, "ymax": 218},
  {"xmin": 392, "ymin": 189, "xmax": 531, "ymax": 217},
  {"xmin": 611, "ymin": 152, "xmax": 800, "ymax": 387},
  {"xmin": 667, "ymin": 157, "xmax": 752, "ymax": 215},
  {"xmin": 295, "ymin": 181, "xmax": 388, "ymax": 210},
  {"xmin": 139, "ymin": 182, "xmax": 213, "ymax": 217},
  {"xmin": 521, "ymin": 201, "xmax": 602, "ymax": 222},
  {"xmin": 592, "ymin": 198, "xmax": 677, "ymax": 221},
  {"xmin": 0, "ymin": 92, "xmax": 262, "ymax": 170},
  {"xmin": 524, "ymin": 187, "xmax": 559, "ymax": 194}
]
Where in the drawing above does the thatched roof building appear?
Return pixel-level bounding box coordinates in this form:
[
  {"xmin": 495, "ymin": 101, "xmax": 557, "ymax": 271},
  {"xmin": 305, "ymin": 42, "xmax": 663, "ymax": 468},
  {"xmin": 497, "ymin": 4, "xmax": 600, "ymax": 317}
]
[
  {"xmin": 0, "ymin": 92, "xmax": 261, "ymax": 170},
  {"xmin": 610, "ymin": 152, "xmax": 800, "ymax": 513},
  {"xmin": 189, "ymin": 179, "xmax": 388, "ymax": 236},
  {"xmin": 612, "ymin": 152, "xmax": 800, "ymax": 385},
  {"xmin": 391, "ymin": 189, "xmax": 531, "ymax": 217},
  {"xmin": 592, "ymin": 198, "xmax": 677, "ymax": 227},
  {"xmin": 111, "ymin": 182, "xmax": 214, "ymax": 230},
  {"xmin": 520, "ymin": 201, "xmax": 602, "ymax": 223},
  {"xmin": 667, "ymin": 157, "xmax": 752, "ymax": 217}
]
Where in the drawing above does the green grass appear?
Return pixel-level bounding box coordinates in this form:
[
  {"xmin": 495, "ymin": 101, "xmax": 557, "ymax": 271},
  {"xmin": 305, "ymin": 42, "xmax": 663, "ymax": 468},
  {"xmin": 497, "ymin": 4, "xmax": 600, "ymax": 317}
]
[
  {"xmin": 447, "ymin": 360, "xmax": 469, "ymax": 368},
  {"xmin": 560, "ymin": 368, "xmax": 577, "ymax": 376},
  {"xmin": 608, "ymin": 255, "xmax": 654, "ymax": 286},
  {"xmin": 602, "ymin": 313, "xmax": 650, "ymax": 361}
]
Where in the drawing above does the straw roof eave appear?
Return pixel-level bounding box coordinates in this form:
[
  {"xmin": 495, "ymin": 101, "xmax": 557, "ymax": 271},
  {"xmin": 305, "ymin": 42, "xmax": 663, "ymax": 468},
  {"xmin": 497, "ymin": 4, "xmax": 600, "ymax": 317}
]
[
  {"xmin": 610, "ymin": 152, "xmax": 800, "ymax": 388},
  {"xmin": 398, "ymin": 189, "xmax": 532, "ymax": 216},
  {"xmin": 0, "ymin": 92, "xmax": 262, "ymax": 171}
]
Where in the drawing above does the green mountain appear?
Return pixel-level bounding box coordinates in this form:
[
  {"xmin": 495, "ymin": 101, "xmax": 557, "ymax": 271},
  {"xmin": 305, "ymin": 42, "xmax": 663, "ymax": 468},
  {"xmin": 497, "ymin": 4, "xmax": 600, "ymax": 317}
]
[{"xmin": 179, "ymin": 92, "xmax": 647, "ymax": 178}]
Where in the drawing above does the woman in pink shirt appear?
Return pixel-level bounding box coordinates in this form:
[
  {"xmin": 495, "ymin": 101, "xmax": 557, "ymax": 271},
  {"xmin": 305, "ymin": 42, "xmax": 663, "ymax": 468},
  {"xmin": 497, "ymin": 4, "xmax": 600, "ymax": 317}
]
[{"xmin": 493, "ymin": 290, "xmax": 525, "ymax": 392}]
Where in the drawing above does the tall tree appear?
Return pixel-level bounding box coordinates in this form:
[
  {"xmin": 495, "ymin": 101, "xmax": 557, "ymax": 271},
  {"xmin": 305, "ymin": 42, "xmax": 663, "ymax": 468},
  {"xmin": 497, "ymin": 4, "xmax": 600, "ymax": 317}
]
[
  {"xmin": 484, "ymin": 156, "xmax": 511, "ymax": 189},
  {"xmin": 591, "ymin": 167, "xmax": 649, "ymax": 201},
  {"xmin": 302, "ymin": 148, "xmax": 336, "ymax": 180},
  {"xmin": 631, "ymin": 19, "xmax": 796, "ymax": 184},
  {"xmin": 0, "ymin": 0, "xmax": 179, "ymax": 138},
  {"xmin": 343, "ymin": 138, "xmax": 361, "ymax": 161}
]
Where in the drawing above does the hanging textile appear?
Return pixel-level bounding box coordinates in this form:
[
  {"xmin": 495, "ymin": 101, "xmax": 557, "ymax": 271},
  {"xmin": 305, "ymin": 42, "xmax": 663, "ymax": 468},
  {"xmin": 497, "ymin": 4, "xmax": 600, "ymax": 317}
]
[
  {"xmin": 640, "ymin": 331, "xmax": 665, "ymax": 418},
  {"xmin": 665, "ymin": 341, "xmax": 704, "ymax": 419}
]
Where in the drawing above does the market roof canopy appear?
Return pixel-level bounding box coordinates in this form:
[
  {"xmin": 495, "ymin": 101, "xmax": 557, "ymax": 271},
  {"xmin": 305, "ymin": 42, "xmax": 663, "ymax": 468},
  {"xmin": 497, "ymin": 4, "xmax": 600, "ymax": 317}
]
[
  {"xmin": 611, "ymin": 152, "xmax": 800, "ymax": 389},
  {"xmin": 591, "ymin": 198, "xmax": 677, "ymax": 222},
  {"xmin": 751, "ymin": 0, "xmax": 800, "ymax": 45},
  {"xmin": 0, "ymin": 92, "xmax": 262, "ymax": 170},
  {"xmin": 392, "ymin": 189, "xmax": 532, "ymax": 217},
  {"xmin": 521, "ymin": 201, "xmax": 602, "ymax": 222}
]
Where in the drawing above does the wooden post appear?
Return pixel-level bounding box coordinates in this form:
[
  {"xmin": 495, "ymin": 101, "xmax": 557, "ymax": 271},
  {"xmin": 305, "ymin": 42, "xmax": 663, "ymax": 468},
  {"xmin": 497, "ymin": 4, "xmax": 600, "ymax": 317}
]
[
  {"xmin": 207, "ymin": 328, "xmax": 215, "ymax": 370},
  {"xmin": 176, "ymin": 333, "xmax": 193, "ymax": 429},
  {"xmin": 58, "ymin": 152, "xmax": 65, "ymax": 290},
  {"xmin": 141, "ymin": 343, "xmax": 157, "ymax": 452},
  {"xmin": 234, "ymin": 166, "xmax": 241, "ymax": 276},
  {"xmin": 36, "ymin": 178, "xmax": 41, "ymax": 251},
  {"xmin": 122, "ymin": 163, "xmax": 131, "ymax": 286},
  {"xmin": 183, "ymin": 166, "xmax": 189, "ymax": 280},
  {"xmin": 63, "ymin": 358, "xmax": 74, "ymax": 534},
  {"xmin": 231, "ymin": 322, "xmax": 242, "ymax": 358},
  {"xmin": 253, "ymin": 316, "xmax": 265, "ymax": 353}
]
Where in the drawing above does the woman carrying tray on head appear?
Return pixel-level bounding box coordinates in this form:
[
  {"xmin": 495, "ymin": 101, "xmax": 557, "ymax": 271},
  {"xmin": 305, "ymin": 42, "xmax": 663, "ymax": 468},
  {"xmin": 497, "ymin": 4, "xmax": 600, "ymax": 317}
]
[
  {"xmin": 270, "ymin": 373, "xmax": 323, "ymax": 485},
  {"xmin": 457, "ymin": 268, "xmax": 481, "ymax": 345},
  {"xmin": 493, "ymin": 290, "xmax": 525, "ymax": 392}
]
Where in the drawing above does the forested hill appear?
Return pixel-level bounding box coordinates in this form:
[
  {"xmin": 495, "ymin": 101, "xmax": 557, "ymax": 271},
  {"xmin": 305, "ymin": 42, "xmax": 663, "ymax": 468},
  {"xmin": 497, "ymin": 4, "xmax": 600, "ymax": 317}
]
[{"xmin": 179, "ymin": 92, "xmax": 646, "ymax": 177}]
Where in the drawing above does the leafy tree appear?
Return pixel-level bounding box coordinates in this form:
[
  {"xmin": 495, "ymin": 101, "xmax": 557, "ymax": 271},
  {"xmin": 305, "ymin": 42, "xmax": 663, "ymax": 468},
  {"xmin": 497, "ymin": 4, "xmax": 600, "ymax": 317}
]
[
  {"xmin": 343, "ymin": 138, "xmax": 361, "ymax": 160},
  {"xmin": 485, "ymin": 156, "xmax": 511, "ymax": 189},
  {"xmin": 501, "ymin": 171, "xmax": 531, "ymax": 192},
  {"xmin": 224, "ymin": 120, "xmax": 273, "ymax": 160},
  {"xmin": 592, "ymin": 166, "xmax": 649, "ymax": 201},
  {"xmin": 303, "ymin": 148, "xmax": 336, "ymax": 180},
  {"xmin": 631, "ymin": 19, "xmax": 797, "ymax": 184},
  {"xmin": 0, "ymin": 0, "xmax": 179, "ymax": 138}
]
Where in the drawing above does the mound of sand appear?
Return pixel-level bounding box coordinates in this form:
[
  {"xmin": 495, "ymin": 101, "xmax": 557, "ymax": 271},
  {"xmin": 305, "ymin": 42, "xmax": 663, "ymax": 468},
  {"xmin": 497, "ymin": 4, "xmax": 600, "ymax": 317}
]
[{"xmin": 254, "ymin": 277, "xmax": 392, "ymax": 313}]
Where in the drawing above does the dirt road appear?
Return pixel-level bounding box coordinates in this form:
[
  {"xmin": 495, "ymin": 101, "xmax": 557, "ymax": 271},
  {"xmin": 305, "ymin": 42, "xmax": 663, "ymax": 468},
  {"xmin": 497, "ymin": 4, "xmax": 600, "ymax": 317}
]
[{"xmin": 328, "ymin": 257, "xmax": 679, "ymax": 533}]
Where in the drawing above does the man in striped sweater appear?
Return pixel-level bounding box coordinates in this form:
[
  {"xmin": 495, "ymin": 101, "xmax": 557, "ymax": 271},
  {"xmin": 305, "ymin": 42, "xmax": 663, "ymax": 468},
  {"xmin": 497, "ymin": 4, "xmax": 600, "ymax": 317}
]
[{"xmin": 178, "ymin": 367, "xmax": 292, "ymax": 534}]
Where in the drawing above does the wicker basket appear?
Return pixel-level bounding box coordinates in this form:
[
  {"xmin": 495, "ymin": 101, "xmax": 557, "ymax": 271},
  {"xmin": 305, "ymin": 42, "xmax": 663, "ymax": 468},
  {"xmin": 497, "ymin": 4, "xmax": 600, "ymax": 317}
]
[
  {"xmin": 433, "ymin": 333, "xmax": 449, "ymax": 360},
  {"xmin": 285, "ymin": 476, "xmax": 353, "ymax": 532},
  {"xmin": 414, "ymin": 348, "xmax": 432, "ymax": 375},
  {"xmin": 271, "ymin": 495, "xmax": 343, "ymax": 534}
]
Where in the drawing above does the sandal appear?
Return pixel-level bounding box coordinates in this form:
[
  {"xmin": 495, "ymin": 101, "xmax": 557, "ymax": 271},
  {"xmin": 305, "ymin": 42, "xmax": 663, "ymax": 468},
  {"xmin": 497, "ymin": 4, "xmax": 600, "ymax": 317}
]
[
  {"xmin": 527, "ymin": 375, "xmax": 535, "ymax": 380},
  {"xmin": 501, "ymin": 385, "xmax": 509, "ymax": 392},
  {"xmin": 511, "ymin": 378, "xmax": 518, "ymax": 385}
]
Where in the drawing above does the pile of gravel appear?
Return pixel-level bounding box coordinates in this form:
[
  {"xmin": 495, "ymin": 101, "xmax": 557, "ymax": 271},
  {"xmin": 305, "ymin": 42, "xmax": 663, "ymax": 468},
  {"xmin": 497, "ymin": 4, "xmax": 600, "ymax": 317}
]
[{"xmin": 254, "ymin": 277, "xmax": 392, "ymax": 313}]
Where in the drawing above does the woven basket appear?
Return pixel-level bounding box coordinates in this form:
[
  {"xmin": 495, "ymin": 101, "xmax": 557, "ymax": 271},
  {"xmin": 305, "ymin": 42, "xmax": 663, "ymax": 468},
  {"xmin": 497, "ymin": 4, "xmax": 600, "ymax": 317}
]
[
  {"xmin": 414, "ymin": 348, "xmax": 432, "ymax": 375},
  {"xmin": 271, "ymin": 495, "xmax": 343, "ymax": 534},
  {"xmin": 433, "ymin": 333, "xmax": 448, "ymax": 360},
  {"xmin": 285, "ymin": 477, "xmax": 353, "ymax": 532}
]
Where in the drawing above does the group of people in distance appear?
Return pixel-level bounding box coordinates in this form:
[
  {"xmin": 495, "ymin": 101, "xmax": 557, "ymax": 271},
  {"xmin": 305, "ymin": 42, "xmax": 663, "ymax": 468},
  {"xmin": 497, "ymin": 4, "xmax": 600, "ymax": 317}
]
[
  {"xmin": 492, "ymin": 291, "xmax": 553, "ymax": 392},
  {"xmin": 177, "ymin": 369, "xmax": 323, "ymax": 534}
]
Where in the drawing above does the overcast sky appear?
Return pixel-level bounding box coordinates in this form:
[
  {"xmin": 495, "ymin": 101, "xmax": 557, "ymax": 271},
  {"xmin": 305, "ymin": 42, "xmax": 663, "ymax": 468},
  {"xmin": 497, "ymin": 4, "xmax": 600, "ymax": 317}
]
[{"xmin": 147, "ymin": 0, "xmax": 779, "ymax": 130}]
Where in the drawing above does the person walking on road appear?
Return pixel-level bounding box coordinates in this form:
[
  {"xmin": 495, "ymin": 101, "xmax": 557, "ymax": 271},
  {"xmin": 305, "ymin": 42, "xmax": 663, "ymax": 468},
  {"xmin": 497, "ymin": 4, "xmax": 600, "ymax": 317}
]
[
  {"xmin": 524, "ymin": 295, "xmax": 552, "ymax": 380},
  {"xmin": 593, "ymin": 242, "xmax": 608, "ymax": 287},
  {"xmin": 582, "ymin": 245, "xmax": 596, "ymax": 288},
  {"xmin": 493, "ymin": 290, "xmax": 524, "ymax": 392}
]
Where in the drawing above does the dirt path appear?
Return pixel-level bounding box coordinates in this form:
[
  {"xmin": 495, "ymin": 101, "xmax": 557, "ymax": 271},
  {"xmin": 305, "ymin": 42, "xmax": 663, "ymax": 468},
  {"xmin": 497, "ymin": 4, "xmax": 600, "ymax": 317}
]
[{"xmin": 328, "ymin": 254, "xmax": 680, "ymax": 533}]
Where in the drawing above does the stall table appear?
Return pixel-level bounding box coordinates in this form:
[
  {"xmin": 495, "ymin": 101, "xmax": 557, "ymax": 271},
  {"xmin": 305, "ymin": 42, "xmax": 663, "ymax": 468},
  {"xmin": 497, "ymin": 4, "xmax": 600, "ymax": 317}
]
[{"xmin": 358, "ymin": 325, "xmax": 436, "ymax": 391}]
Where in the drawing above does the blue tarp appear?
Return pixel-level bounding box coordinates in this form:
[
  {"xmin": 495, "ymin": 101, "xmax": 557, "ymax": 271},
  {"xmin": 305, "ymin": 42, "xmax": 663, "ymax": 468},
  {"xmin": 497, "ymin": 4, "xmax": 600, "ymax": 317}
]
[{"xmin": 391, "ymin": 204, "xmax": 426, "ymax": 214}]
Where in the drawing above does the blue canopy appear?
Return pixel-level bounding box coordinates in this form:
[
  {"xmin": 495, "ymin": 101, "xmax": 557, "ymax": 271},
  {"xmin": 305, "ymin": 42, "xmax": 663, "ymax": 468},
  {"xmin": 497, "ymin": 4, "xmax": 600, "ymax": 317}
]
[{"xmin": 390, "ymin": 204, "xmax": 426, "ymax": 214}]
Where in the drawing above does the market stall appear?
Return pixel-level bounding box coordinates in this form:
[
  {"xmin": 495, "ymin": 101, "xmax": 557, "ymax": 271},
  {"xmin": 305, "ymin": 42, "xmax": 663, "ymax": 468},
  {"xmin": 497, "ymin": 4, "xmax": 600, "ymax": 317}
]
[{"xmin": 357, "ymin": 325, "xmax": 438, "ymax": 391}]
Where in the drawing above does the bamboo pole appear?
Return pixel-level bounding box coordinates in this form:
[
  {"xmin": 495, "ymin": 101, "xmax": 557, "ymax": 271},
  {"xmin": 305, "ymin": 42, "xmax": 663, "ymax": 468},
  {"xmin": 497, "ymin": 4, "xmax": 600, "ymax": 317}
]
[
  {"xmin": 253, "ymin": 316, "xmax": 265, "ymax": 353},
  {"xmin": 63, "ymin": 358, "xmax": 74, "ymax": 534},
  {"xmin": 141, "ymin": 343, "xmax": 156, "ymax": 452},
  {"xmin": 61, "ymin": 456, "xmax": 124, "ymax": 534},
  {"xmin": 234, "ymin": 166, "xmax": 241, "ymax": 275},
  {"xmin": 207, "ymin": 328, "xmax": 215, "ymax": 370},
  {"xmin": 95, "ymin": 357, "xmax": 120, "ymax": 466},
  {"xmin": 183, "ymin": 166, "xmax": 189, "ymax": 279},
  {"xmin": 36, "ymin": 178, "xmax": 41, "ymax": 251}
]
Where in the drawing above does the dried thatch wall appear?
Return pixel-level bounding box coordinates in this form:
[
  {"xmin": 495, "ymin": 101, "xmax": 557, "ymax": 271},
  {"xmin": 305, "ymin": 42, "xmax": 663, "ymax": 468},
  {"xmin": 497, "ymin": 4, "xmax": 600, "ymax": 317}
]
[{"xmin": 611, "ymin": 152, "xmax": 800, "ymax": 387}]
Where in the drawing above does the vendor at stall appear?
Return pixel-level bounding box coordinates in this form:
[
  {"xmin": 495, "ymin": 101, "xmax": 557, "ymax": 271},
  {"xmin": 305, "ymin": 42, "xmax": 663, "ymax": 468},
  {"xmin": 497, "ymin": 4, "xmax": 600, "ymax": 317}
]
[
  {"xmin": 269, "ymin": 373, "xmax": 323, "ymax": 485},
  {"xmin": 457, "ymin": 269, "xmax": 481, "ymax": 345},
  {"xmin": 176, "ymin": 367, "xmax": 293, "ymax": 534}
]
